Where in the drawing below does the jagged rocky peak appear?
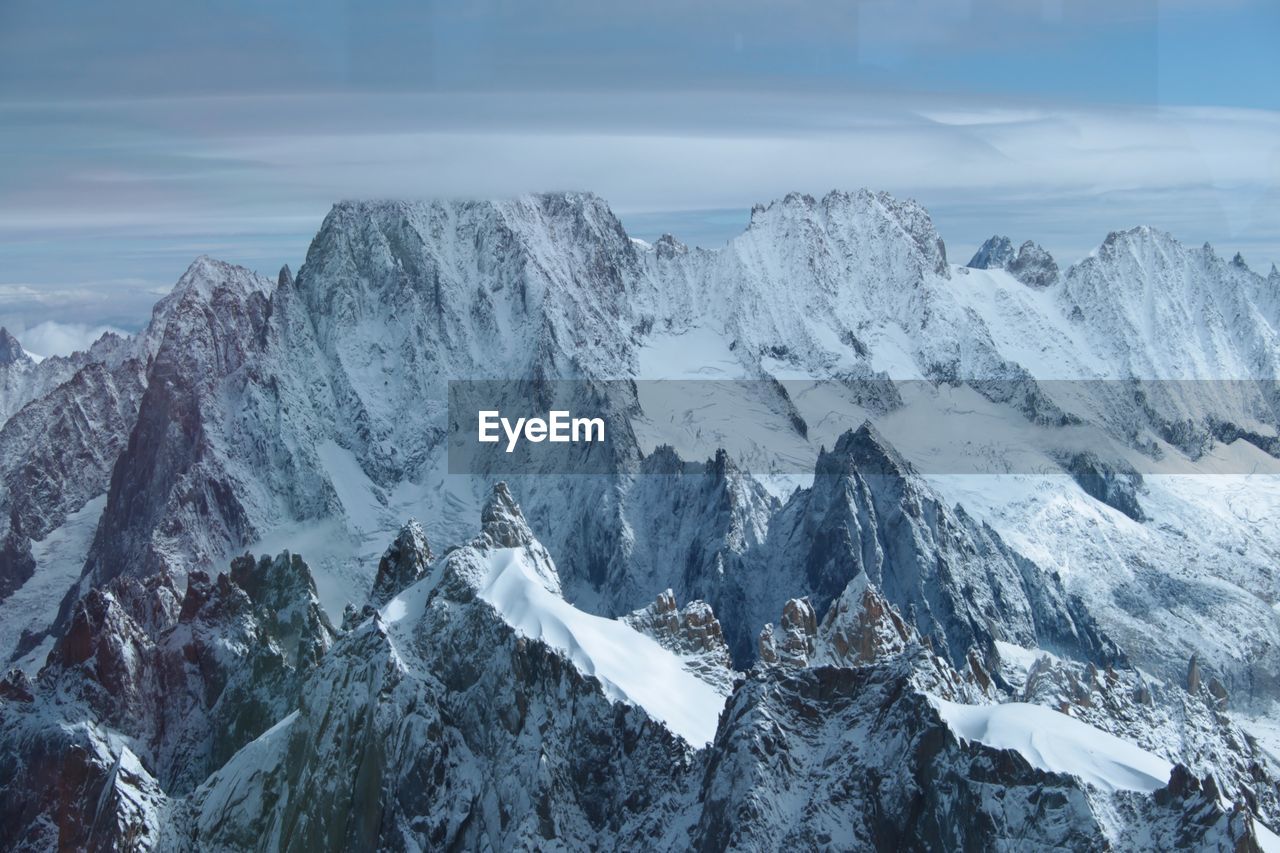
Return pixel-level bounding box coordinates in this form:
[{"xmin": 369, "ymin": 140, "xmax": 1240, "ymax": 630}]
[
  {"xmin": 41, "ymin": 581, "xmax": 160, "ymax": 721},
  {"xmin": 815, "ymin": 420, "xmax": 911, "ymax": 480},
  {"xmin": 1094, "ymin": 224, "xmax": 1181, "ymax": 266},
  {"xmin": 368, "ymin": 519, "xmax": 433, "ymax": 607},
  {"xmin": 745, "ymin": 188, "xmax": 949, "ymax": 277},
  {"xmin": 777, "ymin": 418, "xmax": 1120, "ymax": 670},
  {"xmin": 638, "ymin": 443, "xmax": 696, "ymax": 474},
  {"xmin": 653, "ymin": 233, "xmax": 688, "ymax": 260},
  {"xmin": 292, "ymin": 191, "xmax": 643, "ymax": 383},
  {"xmin": 762, "ymin": 573, "xmax": 985, "ymax": 701},
  {"xmin": 0, "ymin": 326, "xmax": 31, "ymax": 366},
  {"xmin": 480, "ymin": 481, "xmax": 536, "ymax": 549},
  {"xmin": 159, "ymin": 254, "xmax": 273, "ymax": 310},
  {"xmin": 814, "ymin": 574, "xmax": 916, "ymax": 666},
  {"xmin": 1012, "ymin": 646, "xmax": 1278, "ymax": 823},
  {"xmin": 277, "ymin": 263, "xmax": 293, "ymax": 288},
  {"xmin": 1232, "ymin": 252, "xmax": 1249, "ymax": 270},
  {"xmin": 967, "ymin": 234, "xmax": 1016, "ymax": 269},
  {"xmin": 966, "ymin": 235, "xmax": 1060, "ymax": 287},
  {"xmin": 625, "ymin": 589, "xmax": 727, "ymax": 659},
  {"xmin": 757, "ymin": 597, "xmax": 818, "ymax": 667},
  {"xmin": 1006, "ymin": 240, "xmax": 1060, "ymax": 288},
  {"xmin": 303, "ymin": 192, "xmax": 636, "ymax": 288},
  {"xmin": 625, "ymin": 588, "xmax": 737, "ymax": 691},
  {"xmin": 227, "ymin": 551, "xmax": 336, "ymax": 654}
]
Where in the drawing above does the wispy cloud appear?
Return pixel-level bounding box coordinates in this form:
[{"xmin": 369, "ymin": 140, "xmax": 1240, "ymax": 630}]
[
  {"xmin": 2, "ymin": 320, "xmax": 129, "ymax": 359},
  {"xmin": 1, "ymin": 1, "xmax": 1275, "ymax": 328},
  {"xmin": 1, "ymin": 91, "xmax": 1276, "ymax": 330}
]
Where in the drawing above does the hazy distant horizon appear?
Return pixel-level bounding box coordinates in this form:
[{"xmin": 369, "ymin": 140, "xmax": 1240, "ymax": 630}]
[{"xmin": 2, "ymin": 1, "xmax": 1277, "ymax": 348}]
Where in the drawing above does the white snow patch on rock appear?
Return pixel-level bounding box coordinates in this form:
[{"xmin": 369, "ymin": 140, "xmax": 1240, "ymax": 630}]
[
  {"xmin": 932, "ymin": 697, "xmax": 1173, "ymax": 793},
  {"xmin": 472, "ymin": 546, "xmax": 729, "ymax": 746}
]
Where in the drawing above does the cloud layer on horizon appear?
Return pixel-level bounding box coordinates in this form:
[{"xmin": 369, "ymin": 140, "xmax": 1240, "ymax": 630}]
[
  {"xmin": 2, "ymin": 1, "xmax": 1277, "ymax": 329},
  {"xmin": 3, "ymin": 320, "xmax": 129, "ymax": 359},
  {"xmin": 1, "ymin": 90, "xmax": 1277, "ymax": 330}
]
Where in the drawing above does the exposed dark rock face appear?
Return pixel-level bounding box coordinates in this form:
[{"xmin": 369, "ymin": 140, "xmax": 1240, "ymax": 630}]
[
  {"xmin": 1063, "ymin": 450, "xmax": 1147, "ymax": 521},
  {"xmin": 3, "ymin": 550, "xmax": 334, "ymax": 821},
  {"xmin": 745, "ymin": 424, "xmax": 1119, "ymax": 669},
  {"xmin": 967, "ymin": 235, "xmax": 1016, "ymax": 269},
  {"xmin": 77, "ymin": 258, "xmax": 274, "ymax": 596},
  {"xmin": 368, "ymin": 520, "xmax": 432, "ymax": 607},
  {"xmin": 0, "ymin": 359, "xmax": 147, "ymax": 602},
  {"xmin": 0, "ymin": 328, "xmax": 28, "ymax": 367},
  {"xmin": 1006, "ymin": 240, "xmax": 1060, "ymax": 287}
]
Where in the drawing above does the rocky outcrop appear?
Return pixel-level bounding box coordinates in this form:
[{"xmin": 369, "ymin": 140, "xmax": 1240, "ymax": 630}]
[
  {"xmin": 0, "ymin": 328, "xmax": 29, "ymax": 368},
  {"xmin": 368, "ymin": 519, "xmax": 432, "ymax": 607},
  {"xmin": 0, "ymin": 358, "xmax": 147, "ymax": 603},
  {"xmin": 967, "ymin": 235, "xmax": 1016, "ymax": 269},
  {"xmin": 757, "ymin": 597, "xmax": 818, "ymax": 667},
  {"xmin": 14, "ymin": 551, "xmax": 334, "ymax": 802},
  {"xmin": 749, "ymin": 423, "xmax": 1119, "ymax": 668},
  {"xmin": 1007, "ymin": 240, "xmax": 1060, "ymax": 287},
  {"xmin": 625, "ymin": 589, "xmax": 737, "ymax": 692},
  {"xmin": 1062, "ymin": 450, "xmax": 1147, "ymax": 521}
]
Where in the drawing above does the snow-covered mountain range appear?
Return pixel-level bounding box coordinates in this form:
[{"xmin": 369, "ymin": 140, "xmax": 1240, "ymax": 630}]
[{"xmin": 2, "ymin": 189, "xmax": 1279, "ymax": 850}]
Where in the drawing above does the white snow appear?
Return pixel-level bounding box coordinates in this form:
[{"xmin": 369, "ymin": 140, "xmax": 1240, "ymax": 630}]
[
  {"xmin": 1257, "ymin": 820, "xmax": 1280, "ymax": 853},
  {"xmin": 993, "ymin": 640, "xmax": 1058, "ymax": 674},
  {"xmin": 932, "ymin": 697, "xmax": 1173, "ymax": 794},
  {"xmin": 0, "ymin": 495, "xmax": 107, "ymax": 673},
  {"xmin": 637, "ymin": 325, "xmax": 746, "ymax": 379},
  {"xmin": 450, "ymin": 546, "xmax": 727, "ymax": 746}
]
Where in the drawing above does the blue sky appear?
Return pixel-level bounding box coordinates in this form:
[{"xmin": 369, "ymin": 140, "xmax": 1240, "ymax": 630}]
[{"xmin": 1, "ymin": 0, "xmax": 1277, "ymax": 352}]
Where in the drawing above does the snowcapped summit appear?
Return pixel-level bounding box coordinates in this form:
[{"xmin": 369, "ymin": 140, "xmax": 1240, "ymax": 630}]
[
  {"xmin": 158, "ymin": 255, "xmax": 272, "ymax": 311},
  {"xmin": 967, "ymin": 235, "xmax": 1016, "ymax": 269},
  {"xmin": 1061, "ymin": 224, "xmax": 1280, "ymax": 378},
  {"xmin": 0, "ymin": 328, "xmax": 31, "ymax": 367},
  {"xmin": 742, "ymin": 188, "xmax": 949, "ymax": 278},
  {"xmin": 653, "ymin": 233, "xmax": 688, "ymax": 260}
]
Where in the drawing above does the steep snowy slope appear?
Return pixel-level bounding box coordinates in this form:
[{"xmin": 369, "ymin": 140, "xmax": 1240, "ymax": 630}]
[{"xmin": 1062, "ymin": 228, "xmax": 1280, "ymax": 381}]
